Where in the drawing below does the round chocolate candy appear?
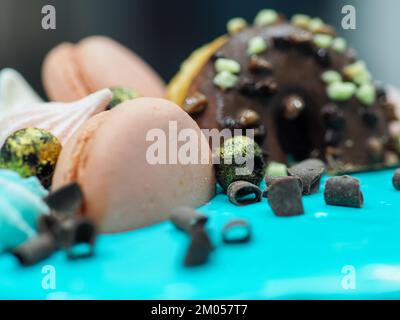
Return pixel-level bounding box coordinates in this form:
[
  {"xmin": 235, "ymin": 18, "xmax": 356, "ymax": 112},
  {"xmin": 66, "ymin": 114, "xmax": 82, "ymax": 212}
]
[{"xmin": 0, "ymin": 128, "xmax": 62, "ymax": 188}]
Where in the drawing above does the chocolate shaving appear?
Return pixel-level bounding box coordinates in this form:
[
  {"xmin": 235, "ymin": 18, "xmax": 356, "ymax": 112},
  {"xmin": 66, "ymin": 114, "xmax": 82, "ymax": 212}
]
[
  {"xmin": 171, "ymin": 207, "xmax": 208, "ymax": 233},
  {"xmin": 393, "ymin": 169, "xmax": 400, "ymax": 191},
  {"xmin": 267, "ymin": 176, "xmax": 304, "ymax": 217},
  {"xmin": 288, "ymin": 159, "xmax": 325, "ymax": 195},
  {"xmin": 12, "ymin": 234, "xmax": 58, "ymax": 267},
  {"xmin": 324, "ymin": 175, "xmax": 363, "ymax": 208},
  {"xmin": 227, "ymin": 181, "xmax": 262, "ymax": 206},
  {"xmin": 184, "ymin": 225, "xmax": 214, "ymax": 267},
  {"xmin": 44, "ymin": 182, "xmax": 83, "ymax": 215},
  {"xmin": 222, "ymin": 219, "xmax": 252, "ymax": 244}
]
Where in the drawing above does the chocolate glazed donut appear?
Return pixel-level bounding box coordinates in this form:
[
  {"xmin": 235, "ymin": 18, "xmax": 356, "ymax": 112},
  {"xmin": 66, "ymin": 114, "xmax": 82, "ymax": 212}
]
[{"xmin": 168, "ymin": 11, "xmax": 400, "ymax": 173}]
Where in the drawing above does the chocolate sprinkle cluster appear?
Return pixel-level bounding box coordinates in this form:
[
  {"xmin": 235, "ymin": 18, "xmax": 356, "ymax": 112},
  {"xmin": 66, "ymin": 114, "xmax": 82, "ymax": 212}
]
[{"xmin": 184, "ymin": 10, "xmax": 400, "ymax": 173}]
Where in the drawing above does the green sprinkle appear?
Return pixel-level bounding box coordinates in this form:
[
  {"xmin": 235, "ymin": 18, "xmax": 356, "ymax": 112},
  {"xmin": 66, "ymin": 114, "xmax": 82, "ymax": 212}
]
[
  {"xmin": 332, "ymin": 37, "xmax": 347, "ymax": 53},
  {"xmin": 356, "ymin": 83, "xmax": 376, "ymax": 106},
  {"xmin": 309, "ymin": 17, "xmax": 324, "ymax": 33},
  {"xmin": 291, "ymin": 14, "xmax": 311, "ymax": 28},
  {"xmin": 215, "ymin": 58, "xmax": 241, "ymax": 74},
  {"xmin": 321, "ymin": 70, "xmax": 342, "ymax": 84},
  {"xmin": 343, "ymin": 61, "xmax": 368, "ymax": 80},
  {"xmin": 213, "ymin": 71, "xmax": 238, "ymax": 90},
  {"xmin": 266, "ymin": 162, "xmax": 288, "ymax": 177},
  {"xmin": 247, "ymin": 36, "xmax": 267, "ymax": 55},
  {"xmin": 227, "ymin": 17, "xmax": 247, "ymax": 35},
  {"xmin": 313, "ymin": 34, "xmax": 333, "ymax": 48},
  {"xmin": 327, "ymin": 82, "xmax": 356, "ymax": 101},
  {"xmin": 353, "ymin": 70, "xmax": 372, "ymax": 85},
  {"xmin": 254, "ymin": 9, "xmax": 279, "ymax": 26}
]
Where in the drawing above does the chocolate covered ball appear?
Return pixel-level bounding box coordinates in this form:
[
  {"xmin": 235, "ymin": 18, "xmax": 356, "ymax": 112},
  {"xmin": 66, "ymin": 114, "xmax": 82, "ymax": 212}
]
[
  {"xmin": 215, "ymin": 136, "xmax": 266, "ymax": 190},
  {"xmin": 0, "ymin": 128, "xmax": 62, "ymax": 188}
]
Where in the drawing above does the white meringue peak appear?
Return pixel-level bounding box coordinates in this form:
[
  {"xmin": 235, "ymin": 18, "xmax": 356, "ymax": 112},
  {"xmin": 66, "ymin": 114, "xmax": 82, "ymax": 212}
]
[
  {"xmin": 0, "ymin": 89, "xmax": 113, "ymax": 147},
  {"xmin": 0, "ymin": 68, "xmax": 43, "ymax": 114}
]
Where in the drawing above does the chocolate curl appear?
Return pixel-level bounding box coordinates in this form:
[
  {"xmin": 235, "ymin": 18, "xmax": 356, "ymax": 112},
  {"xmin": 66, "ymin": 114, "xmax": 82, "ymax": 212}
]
[
  {"xmin": 171, "ymin": 207, "xmax": 208, "ymax": 234},
  {"xmin": 184, "ymin": 225, "xmax": 214, "ymax": 267},
  {"xmin": 267, "ymin": 176, "xmax": 304, "ymax": 217},
  {"xmin": 12, "ymin": 234, "xmax": 58, "ymax": 267},
  {"xmin": 222, "ymin": 220, "xmax": 252, "ymax": 244},
  {"xmin": 44, "ymin": 182, "xmax": 83, "ymax": 215},
  {"xmin": 288, "ymin": 159, "xmax": 325, "ymax": 195},
  {"xmin": 227, "ymin": 181, "xmax": 262, "ymax": 206},
  {"xmin": 324, "ymin": 175, "xmax": 363, "ymax": 208}
]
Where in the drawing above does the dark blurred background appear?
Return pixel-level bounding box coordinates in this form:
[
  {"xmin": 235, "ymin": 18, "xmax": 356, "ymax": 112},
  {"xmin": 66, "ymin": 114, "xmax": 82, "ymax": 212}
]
[{"xmin": 0, "ymin": 0, "xmax": 399, "ymax": 99}]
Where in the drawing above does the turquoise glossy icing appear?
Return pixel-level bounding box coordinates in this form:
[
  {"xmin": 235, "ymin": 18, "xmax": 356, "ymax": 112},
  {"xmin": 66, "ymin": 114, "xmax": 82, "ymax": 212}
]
[
  {"xmin": 0, "ymin": 169, "xmax": 400, "ymax": 299},
  {"xmin": 0, "ymin": 170, "xmax": 49, "ymax": 252}
]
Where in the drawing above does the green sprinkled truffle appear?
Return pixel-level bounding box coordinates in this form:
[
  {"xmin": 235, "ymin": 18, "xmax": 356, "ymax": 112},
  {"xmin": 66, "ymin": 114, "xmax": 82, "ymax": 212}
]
[
  {"xmin": 321, "ymin": 70, "xmax": 342, "ymax": 84},
  {"xmin": 265, "ymin": 162, "xmax": 288, "ymax": 177},
  {"xmin": 313, "ymin": 34, "xmax": 333, "ymax": 48},
  {"xmin": 215, "ymin": 136, "xmax": 266, "ymax": 191},
  {"xmin": 247, "ymin": 36, "xmax": 268, "ymax": 55},
  {"xmin": 291, "ymin": 14, "xmax": 311, "ymax": 29},
  {"xmin": 108, "ymin": 87, "xmax": 140, "ymax": 110},
  {"xmin": 327, "ymin": 82, "xmax": 356, "ymax": 101},
  {"xmin": 356, "ymin": 83, "xmax": 376, "ymax": 106},
  {"xmin": 0, "ymin": 128, "xmax": 62, "ymax": 188},
  {"xmin": 227, "ymin": 17, "xmax": 247, "ymax": 35},
  {"xmin": 254, "ymin": 9, "xmax": 279, "ymax": 26},
  {"xmin": 332, "ymin": 37, "xmax": 347, "ymax": 53},
  {"xmin": 215, "ymin": 58, "xmax": 241, "ymax": 74},
  {"xmin": 213, "ymin": 71, "xmax": 238, "ymax": 90},
  {"xmin": 343, "ymin": 61, "xmax": 369, "ymax": 81},
  {"xmin": 308, "ymin": 17, "xmax": 324, "ymax": 33}
]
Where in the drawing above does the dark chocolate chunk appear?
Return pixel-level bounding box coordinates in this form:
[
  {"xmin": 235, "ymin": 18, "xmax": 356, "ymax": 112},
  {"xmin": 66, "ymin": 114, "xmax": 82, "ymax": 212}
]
[
  {"xmin": 282, "ymin": 94, "xmax": 305, "ymax": 120},
  {"xmin": 267, "ymin": 176, "xmax": 304, "ymax": 216},
  {"xmin": 182, "ymin": 92, "xmax": 208, "ymax": 115},
  {"xmin": 393, "ymin": 169, "xmax": 400, "ymax": 191},
  {"xmin": 248, "ymin": 56, "xmax": 273, "ymax": 73},
  {"xmin": 288, "ymin": 158, "xmax": 325, "ymax": 195},
  {"xmin": 12, "ymin": 234, "xmax": 58, "ymax": 267},
  {"xmin": 321, "ymin": 104, "xmax": 345, "ymax": 130},
  {"xmin": 171, "ymin": 206, "xmax": 208, "ymax": 233},
  {"xmin": 44, "ymin": 182, "xmax": 83, "ymax": 215},
  {"xmin": 184, "ymin": 225, "xmax": 214, "ymax": 267},
  {"xmin": 58, "ymin": 218, "xmax": 96, "ymax": 260},
  {"xmin": 222, "ymin": 219, "xmax": 252, "ymax": 244},
  {"xmin": 227, "ymin": 181, "xmax": 262, "ymax": 206},
  {"xmin": 324, "ymin": 175, "xmax": 363, "ymax": 208}
]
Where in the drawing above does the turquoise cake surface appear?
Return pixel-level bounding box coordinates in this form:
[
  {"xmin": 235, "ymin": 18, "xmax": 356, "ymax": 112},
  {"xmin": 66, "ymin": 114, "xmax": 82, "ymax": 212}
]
[{"xmin": 0, "ymin": 169, "xmax": 400, "ymax": 299}]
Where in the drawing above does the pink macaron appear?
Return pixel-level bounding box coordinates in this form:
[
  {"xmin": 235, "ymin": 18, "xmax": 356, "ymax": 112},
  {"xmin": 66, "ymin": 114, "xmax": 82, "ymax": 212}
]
[
  {"xmin": 52, "ymin": 98, "xmax": 216, "ymax": 233},
  {"xmin": 42, "ymin": 36, "xmax": 166, "ymax": 102}
]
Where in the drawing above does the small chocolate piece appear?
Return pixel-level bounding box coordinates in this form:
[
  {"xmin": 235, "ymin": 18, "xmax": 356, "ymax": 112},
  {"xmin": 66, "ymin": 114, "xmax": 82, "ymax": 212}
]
[
  {"xmin": 366, "ymin": 137, "xmax": 384, "ymax": 162},
  {"xmin": 184, "ymin": 225, "xmax": 214, "ymax": 267},
  {"xmin": 393, "ymin": 169, "xmax": 400, "ymax": 191},
  {"xmin": 255, "ymin": 78, "xmax": 278, "ymax": 95},
  {"xmin": 171, "ymin": 206, "xmax": 208, "ymax": 233},
  {"xmin": 44, "ymin": 182, "xmax": 83, "ymax": 215},
  {"xmin": 324, "ymin": 175, "xmax": 363, "ymax": 208},
  {"xmin": 58, "ymin": 218, "xmax": 96, "ymax": 260},
  {"xmin": 248, "ymin": 55, "xmax": 273, "ymax": 73},
  {"xmin": 182, "ymin": 92, "xmax": 208, "ymax": 115},
  {"xmin": 222, "ymin": 219, "xmax": 252, "ymax": 244},
  {"xmin": 237, "ymin": 109, "xmax": 261, "ymax": 128},
  {"xmin": 267, "ymin": 176, "xmax": 304, "ymax": 217},
  {"xmin": 12, "ymin": 234, "xmax": 58, "ymax": 267},
  {"xmin": 227, "ymin": 181, "xmax": 262, "ymax": 206},
  {"xmin": 282, "ymin": 95, "xmax": 305, "ymax": 120},
  {"xmin": 288, "ymin": 159, "xmax": 325, "ymax": 195}
]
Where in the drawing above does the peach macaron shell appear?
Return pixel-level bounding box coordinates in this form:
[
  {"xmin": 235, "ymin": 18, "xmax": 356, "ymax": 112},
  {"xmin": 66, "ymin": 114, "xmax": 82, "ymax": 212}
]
[
  {"xmin": 42, "ymin": 36, "xmax": 166, "ymax": 102},
  {"xmin": 52, "ymin": 98, "xmax": 215, "ymax": 233}
]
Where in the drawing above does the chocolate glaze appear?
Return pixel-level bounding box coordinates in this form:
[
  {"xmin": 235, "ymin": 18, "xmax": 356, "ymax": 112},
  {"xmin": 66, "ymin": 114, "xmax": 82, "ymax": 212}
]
[{"xmin": 186, "ymin": 21, "xmax": 396, "ymax": 172}]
